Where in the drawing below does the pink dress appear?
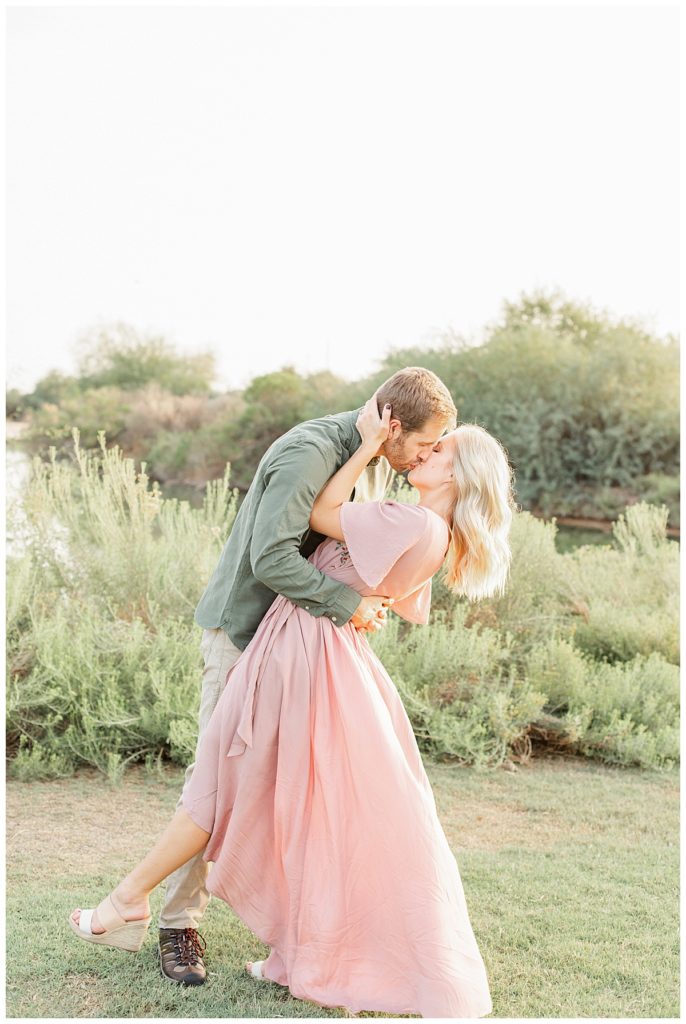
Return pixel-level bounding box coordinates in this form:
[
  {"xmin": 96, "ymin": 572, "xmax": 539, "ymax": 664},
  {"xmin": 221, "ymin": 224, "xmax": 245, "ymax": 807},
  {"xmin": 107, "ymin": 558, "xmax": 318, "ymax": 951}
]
[{"xmin": 182, "ymin": 501, "xmax": 493, "ymax": 1018}]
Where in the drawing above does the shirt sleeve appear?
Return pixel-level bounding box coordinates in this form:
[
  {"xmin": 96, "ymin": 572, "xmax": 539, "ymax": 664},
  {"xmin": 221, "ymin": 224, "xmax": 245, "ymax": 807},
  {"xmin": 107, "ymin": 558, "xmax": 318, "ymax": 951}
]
[
  {"xmin": 339, "ymin": 501, "xmax": 431, "ymax": 588},
  {"xmin": 249, "ymin": 441, "xmax": 362, "ymax": 626}
]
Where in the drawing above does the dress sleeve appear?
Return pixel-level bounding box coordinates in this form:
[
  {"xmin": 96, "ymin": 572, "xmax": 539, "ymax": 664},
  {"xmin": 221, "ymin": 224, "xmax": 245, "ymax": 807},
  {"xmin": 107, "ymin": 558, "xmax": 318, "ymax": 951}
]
[
  {"xmin": 338, "ymin": 501, "xmax": 430, "ymax": 588},
  {"xmin": 390, "ymin": 580, "xmax": 433, "ymax": 625}
]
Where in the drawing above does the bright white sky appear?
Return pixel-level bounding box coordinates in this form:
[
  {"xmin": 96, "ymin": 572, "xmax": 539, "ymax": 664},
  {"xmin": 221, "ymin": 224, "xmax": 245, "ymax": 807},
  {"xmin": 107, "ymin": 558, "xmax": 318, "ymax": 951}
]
[{"xmin": 6, "ymin": 3, "xmax": 680, "ymax": 394}]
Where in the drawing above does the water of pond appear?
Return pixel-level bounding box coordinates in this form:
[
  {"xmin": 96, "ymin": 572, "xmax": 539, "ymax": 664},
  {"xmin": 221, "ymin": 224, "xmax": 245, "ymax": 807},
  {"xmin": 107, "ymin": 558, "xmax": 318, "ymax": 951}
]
[
  {"xmin": 6, "ymin": 447, "xmax": 32, "ymax": 557},
  {"xmin": 6, "ymin": 446, "xmax": 31, "ymax": 504}
]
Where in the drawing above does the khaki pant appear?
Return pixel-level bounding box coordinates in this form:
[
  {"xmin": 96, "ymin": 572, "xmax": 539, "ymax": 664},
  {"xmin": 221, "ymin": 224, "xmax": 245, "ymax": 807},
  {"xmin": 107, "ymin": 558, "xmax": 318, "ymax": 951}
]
[{"xmin": 158, "ymin": 626, "xmax": 243, "ymax": 930}]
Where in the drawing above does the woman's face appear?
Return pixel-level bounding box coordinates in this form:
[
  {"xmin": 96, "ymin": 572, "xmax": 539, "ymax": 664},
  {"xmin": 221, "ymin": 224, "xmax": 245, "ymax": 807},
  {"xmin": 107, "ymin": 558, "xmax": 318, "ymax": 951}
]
[{"xmin": 407, "ymin": 430, "xmax": 458, "ymax": 492}]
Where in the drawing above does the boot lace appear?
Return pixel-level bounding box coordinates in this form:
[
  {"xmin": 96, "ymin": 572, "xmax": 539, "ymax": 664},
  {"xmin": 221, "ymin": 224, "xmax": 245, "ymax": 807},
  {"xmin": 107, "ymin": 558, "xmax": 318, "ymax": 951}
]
[{"xmin": 173, "ymin": 928, "xmax": 207, "ymax": 965}]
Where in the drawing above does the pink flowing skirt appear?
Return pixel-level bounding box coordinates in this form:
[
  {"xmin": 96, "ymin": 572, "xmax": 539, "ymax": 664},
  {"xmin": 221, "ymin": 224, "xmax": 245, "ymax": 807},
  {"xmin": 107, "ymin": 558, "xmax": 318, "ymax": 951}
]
[{"xmin": 183, "ymin": 594, "xmax": 493, "ymax": 1018}]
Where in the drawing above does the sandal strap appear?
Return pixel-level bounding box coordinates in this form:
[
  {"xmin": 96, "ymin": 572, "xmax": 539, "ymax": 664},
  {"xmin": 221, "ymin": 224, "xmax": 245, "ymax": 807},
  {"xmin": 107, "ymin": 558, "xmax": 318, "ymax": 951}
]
[
  {"xmin": 79, "ymin": 908, "xmax": 94, "ymax": 935},
  {"xmin": 96, "ymin": 895, "xmax": 127, "ymax": 932}
]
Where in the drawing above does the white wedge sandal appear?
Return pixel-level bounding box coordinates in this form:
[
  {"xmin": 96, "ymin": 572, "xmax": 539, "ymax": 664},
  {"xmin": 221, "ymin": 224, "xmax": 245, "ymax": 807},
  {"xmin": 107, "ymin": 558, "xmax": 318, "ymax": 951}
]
[
  {"xmin": 68, "ymin": 894, "xmax": 151, "ymax": 952},
  {"xmin": 246, "ymin": 959, "xmax": 277, "ymax": 982}
]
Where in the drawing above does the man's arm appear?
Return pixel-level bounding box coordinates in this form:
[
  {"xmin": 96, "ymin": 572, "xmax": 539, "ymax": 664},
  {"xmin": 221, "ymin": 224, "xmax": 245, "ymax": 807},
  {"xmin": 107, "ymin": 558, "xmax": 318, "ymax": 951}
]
[{"xmin": 249, "ymin": 441, "xmax": 362, "ymax": 625}]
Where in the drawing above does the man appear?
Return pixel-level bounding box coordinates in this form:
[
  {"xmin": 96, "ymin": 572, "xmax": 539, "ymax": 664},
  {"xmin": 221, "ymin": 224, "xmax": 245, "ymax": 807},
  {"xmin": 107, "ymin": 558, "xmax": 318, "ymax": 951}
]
[{"xmin": 157, "ymin": 365, "xmax": 456, "ymax": 984}]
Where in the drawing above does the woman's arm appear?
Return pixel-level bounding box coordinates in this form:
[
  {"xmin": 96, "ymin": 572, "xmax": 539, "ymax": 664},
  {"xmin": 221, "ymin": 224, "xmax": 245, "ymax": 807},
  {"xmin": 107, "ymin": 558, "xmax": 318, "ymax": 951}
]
[{"xmin": 310, "ymin": 398, "xmax": 391, "ymax": 540}]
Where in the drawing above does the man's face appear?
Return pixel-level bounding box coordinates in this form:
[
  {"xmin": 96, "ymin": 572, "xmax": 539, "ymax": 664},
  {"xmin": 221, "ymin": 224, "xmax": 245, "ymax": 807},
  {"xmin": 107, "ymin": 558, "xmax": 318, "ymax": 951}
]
[{"xmin": 382, "ymin": 415, "xmax": 451, "ymax": 473}]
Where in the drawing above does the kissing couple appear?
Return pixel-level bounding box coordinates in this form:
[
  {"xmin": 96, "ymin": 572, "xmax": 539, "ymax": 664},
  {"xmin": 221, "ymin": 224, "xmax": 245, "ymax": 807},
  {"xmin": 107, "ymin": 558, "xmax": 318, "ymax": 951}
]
[{"xmin": 69, "ymin": 366, "xmax": 515, "ymax": 1018}]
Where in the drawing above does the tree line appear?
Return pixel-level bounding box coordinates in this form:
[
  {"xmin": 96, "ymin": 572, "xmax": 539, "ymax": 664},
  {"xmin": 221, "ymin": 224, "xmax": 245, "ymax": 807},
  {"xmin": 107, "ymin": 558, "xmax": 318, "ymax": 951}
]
[{"xmin": 7, "ymin": 289, "xmax": 679, "ymax": 524}]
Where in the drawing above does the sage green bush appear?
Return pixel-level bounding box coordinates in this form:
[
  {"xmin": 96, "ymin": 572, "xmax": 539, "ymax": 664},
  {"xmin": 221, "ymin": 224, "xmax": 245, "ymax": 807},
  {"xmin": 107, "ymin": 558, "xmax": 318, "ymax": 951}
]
[
  {"xmin": 6, "ymin": 437, "xmax": 679, "ymax": 779},
  {"xmin": 74, "ymin": 323, "xmax": 215, "ymax": 395},
  {"xmin": 369, "ymin": 504, "xmax": 678, "ymax": 769},
  {"xmin": 466, "ymin": 510, "xmax": 576, "ymax": 654},
  {"xmin": 25, "ymin": 386, "xmax": 131, "ymax": 451},
  {"xmin": 564, "ymin": 504, "xmax": 679, "ymax": 665},
  {"xmin": 17, "ymin": 430, "xmax": 237, "ymax": 622},
  {"xmin": 525, "ymin": 639, "xmax": 679, "ymax": 769},
  {"xmin": 7, "ymin": 603, "xmax": 200, "ymax": 782},
  {"xmin": 371, "ymin": 606, "xmax": 548, "ymax": 767},
  {"xmin": 7, "ymin": 433, "xmax": 237, "ymax": 779}
]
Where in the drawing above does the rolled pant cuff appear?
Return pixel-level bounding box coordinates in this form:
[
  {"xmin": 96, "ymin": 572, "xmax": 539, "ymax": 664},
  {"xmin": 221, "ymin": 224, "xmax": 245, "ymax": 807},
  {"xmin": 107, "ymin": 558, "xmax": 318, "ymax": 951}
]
[{"xmin": 158, "ymin": 916, "xmax": 203, "ymax": 931}]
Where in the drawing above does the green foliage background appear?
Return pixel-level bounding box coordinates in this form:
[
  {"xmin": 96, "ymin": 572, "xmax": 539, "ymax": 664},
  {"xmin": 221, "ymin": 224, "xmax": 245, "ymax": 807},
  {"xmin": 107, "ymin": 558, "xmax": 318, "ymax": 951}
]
[
  {"xmin": 6, "ymin": 435, "xmax": 679, "ymax": 780},
  {"xmin": 12, "ymin": 290, "xmax": 679, "ymax": 524},
  {"xmin": 6, "ymin": 289, "xmax": 680, "ymax": 779}
]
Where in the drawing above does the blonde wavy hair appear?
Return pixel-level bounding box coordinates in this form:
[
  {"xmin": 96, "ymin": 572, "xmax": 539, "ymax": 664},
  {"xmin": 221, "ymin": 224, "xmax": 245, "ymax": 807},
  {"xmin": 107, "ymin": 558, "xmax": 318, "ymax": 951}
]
[{"xmin": 443, "ymin": 424, "xmax": 517, "ymax": 601}]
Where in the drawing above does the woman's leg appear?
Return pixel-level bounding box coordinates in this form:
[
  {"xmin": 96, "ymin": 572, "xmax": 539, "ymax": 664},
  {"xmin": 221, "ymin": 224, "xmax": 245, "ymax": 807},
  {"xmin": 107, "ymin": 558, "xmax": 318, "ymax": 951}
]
[{"xmin": 71, "ymin": 808, "xmax": 210, "ymax": 933}]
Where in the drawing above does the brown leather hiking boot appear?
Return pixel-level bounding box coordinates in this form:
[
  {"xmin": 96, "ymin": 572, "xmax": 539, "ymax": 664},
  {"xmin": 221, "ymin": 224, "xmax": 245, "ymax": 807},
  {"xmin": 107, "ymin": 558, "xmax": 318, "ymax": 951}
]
[{"xmin": 158, "ymin": 928, "xmax": 207, "ymax": 985}]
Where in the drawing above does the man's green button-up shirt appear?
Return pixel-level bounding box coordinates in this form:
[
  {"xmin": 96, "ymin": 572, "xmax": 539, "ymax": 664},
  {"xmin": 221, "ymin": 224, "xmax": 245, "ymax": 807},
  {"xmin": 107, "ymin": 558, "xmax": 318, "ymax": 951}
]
[{"xmin": 194, "ymin": 408, "xmax": 395, "ymax": 651}]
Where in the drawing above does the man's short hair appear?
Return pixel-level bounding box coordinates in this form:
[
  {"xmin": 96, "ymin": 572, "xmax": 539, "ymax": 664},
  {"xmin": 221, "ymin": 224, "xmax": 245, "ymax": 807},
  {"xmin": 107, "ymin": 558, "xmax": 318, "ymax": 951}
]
[{"xmin": 376, "ymin": 366, "xmax": 457, "ymax": 433}]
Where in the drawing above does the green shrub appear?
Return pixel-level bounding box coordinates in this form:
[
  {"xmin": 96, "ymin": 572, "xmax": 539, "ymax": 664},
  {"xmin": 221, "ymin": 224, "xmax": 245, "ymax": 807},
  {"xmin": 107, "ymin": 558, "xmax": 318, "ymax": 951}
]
[
  {"xmin": 15, "ymin": 291, "xmax": 678, "ymax": 522},
  {"xmin": 25, "ymin": 387, "xmax": 131, "ymax": 451},
  {"xmin": 6, "ymin": 433, "xmax": 679, "ymax": 777},
  {"xmin": 355, "ymin": 290, "xmax": 679, "ymax": 517},
  {"xmin": 74, "ymin": 322, "xmax": 215, "ymax": 395},
  {"xmin": 476, "ymin": 511, "xmax": 576, "ymax": 653},
  {"xmin": 370, "ymin": 607, "xmax": 548, "ymax": 766},
  {"xmin": 6, "ymin": 388, "xmax": 25, "ymax": 419},
  {"xmin": 146, "ymin": 429, "xmax": 196, "ymax": 481},
  {"xmin": 21, "ymin": 370, "xmax": 82, "ymax": 410},
  {"xmin": 6, "ymin": 434, "xmax": 238, "ymax": 779},
  {"xmin": 18, "ymin": 430, "xmax": 237, "ymax": 622},
  {"xmin": 572, "ymin": 600, "xmax": 678, "ymax": 666},
  {"xmin": 565, "ymin": 504, "xmax": 679, "ymax": 665},
  {"xmin": 636, "ymin": 473, "xmax": 680, "ymax": 526},
  {"xmin": 7, "ymin": 602, "xmax": 201, "ymax": 780},
  {"xmin": 525, "ymin": 639, "xmax": 679, "ymax": 769}
]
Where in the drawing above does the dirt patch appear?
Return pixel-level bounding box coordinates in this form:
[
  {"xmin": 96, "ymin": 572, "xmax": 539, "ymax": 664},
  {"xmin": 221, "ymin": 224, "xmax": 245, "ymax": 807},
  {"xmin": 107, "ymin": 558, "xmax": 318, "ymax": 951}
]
[
  {"xmin": 433, "ymin": 794, "xmax": 566, "ymax": 852},
  {"xmin": 6, "ymin": 758, "xmax": 677, "ymax": 872},
  {"xmin": 7, "ymin": 762, "xmax": 559, "ymax": 871},
  {"xmin": 6, "ymin": 768, "xmax": 183, "ymax": 876},
  {"xmin": 426, "ymin": 754, "xmax": 678, "ymax": 851}
]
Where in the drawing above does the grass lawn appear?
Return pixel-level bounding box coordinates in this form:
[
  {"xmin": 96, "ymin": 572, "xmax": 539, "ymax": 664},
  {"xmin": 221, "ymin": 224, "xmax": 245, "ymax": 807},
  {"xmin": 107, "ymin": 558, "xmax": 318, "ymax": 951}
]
[{"xmin": 5, "ymin": 755, "xmax": 679, "ymax": 1019}]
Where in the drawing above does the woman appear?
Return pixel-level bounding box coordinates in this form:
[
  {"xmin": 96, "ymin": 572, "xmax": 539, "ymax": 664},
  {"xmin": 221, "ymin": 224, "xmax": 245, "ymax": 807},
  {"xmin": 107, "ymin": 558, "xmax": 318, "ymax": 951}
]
[{"xmin": 69, "ymin": 401, "xmax": 516, "ymax": 1018}]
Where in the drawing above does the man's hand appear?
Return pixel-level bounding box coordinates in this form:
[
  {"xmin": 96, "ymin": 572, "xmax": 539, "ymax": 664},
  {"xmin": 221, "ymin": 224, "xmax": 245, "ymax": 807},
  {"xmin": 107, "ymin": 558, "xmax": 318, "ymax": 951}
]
[{"xmin": 350, "ymin": 595, "xmax": 394, "ymax": 633}]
